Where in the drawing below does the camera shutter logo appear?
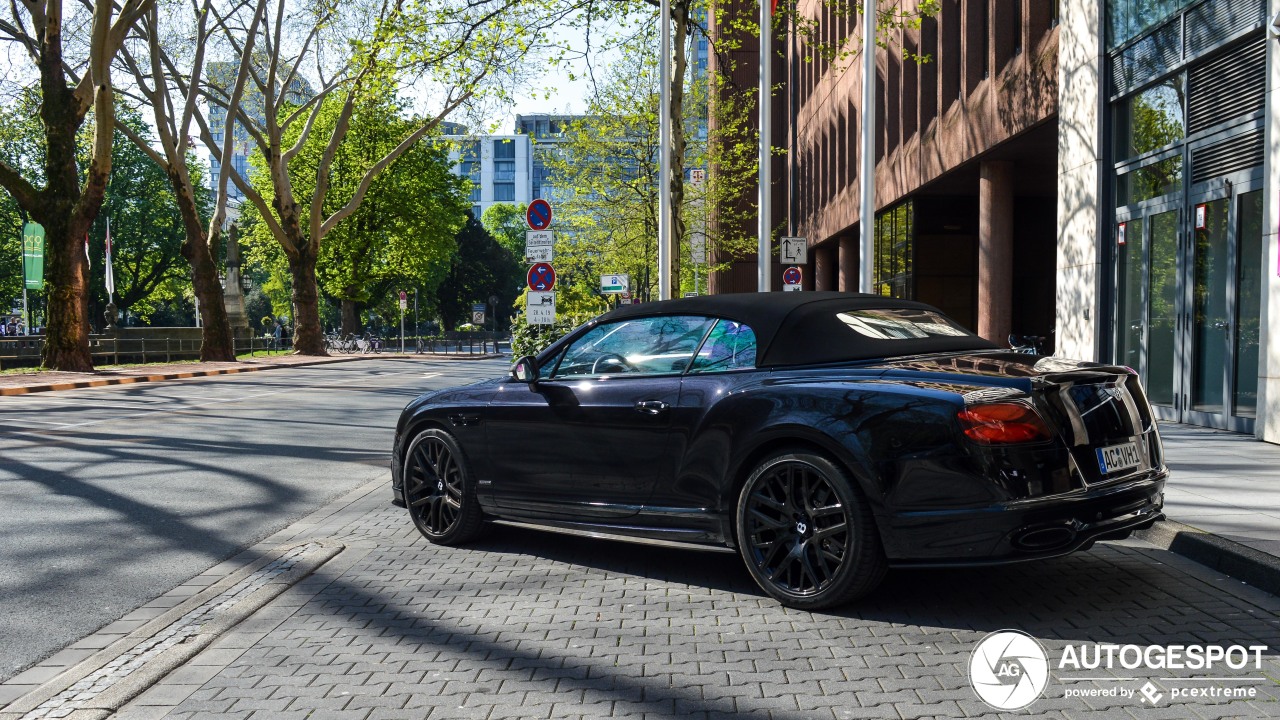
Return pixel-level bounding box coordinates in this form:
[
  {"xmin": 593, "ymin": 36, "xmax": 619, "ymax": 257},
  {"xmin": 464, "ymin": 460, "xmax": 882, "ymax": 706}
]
[{"xmin": 969, "ymin": 630, "xmax": 1050, "ymax": 710}]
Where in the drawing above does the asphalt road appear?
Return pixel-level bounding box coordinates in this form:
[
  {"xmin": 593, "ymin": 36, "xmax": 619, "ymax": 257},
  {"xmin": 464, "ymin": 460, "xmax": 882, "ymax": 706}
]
[{"xmin": 0, "ymin": 356, "xmax": 507, "ymax": 682}]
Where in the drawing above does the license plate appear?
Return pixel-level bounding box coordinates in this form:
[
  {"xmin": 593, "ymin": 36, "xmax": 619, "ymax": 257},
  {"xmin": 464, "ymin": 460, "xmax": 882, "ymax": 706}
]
[{"xmin": 1096, "ymin": 441, "xmax": 1142, "ymax": 475}]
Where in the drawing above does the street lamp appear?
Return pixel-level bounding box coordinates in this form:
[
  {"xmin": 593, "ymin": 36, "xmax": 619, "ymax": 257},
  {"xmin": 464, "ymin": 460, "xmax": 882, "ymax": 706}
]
[
  {"xmin": 218, "ymin": 272, "xmax": 226, "ymax": 289},
  {"xmin": 241, "ymin": 275, "xmax": 252, "ymax": 292}
]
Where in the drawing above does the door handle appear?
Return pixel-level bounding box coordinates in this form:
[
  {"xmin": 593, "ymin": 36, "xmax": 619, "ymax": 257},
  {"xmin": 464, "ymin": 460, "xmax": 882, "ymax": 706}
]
[{"xmin": 634, "ymin": 400, "xmax": 670, "ymax": 415}]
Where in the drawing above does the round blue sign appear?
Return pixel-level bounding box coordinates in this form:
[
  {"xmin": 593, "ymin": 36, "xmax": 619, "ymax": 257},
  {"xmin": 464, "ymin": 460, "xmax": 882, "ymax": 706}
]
[
  {"xmin": 526, "ymin": 199, "xmax": 553, "ymax": 230},
  {"xmin": 527, "ymin": 262, "xmax": 557, "ymax": 291}
]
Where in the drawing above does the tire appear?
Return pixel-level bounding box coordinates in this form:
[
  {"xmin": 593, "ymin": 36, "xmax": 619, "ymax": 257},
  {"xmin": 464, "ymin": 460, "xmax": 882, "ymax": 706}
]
[
  {"xmin": 735, "ymin": 450, "xmax": 886, "ymax": 610},
  {"xmin": 402, "ymin": 429, "xmax": 485, "ymax": 544}
]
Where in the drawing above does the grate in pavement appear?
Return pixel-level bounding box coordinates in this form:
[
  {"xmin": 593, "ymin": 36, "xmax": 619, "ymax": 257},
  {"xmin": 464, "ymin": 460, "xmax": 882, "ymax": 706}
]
[{"xmin": 20, "ymin": 543, "xmax": 321, "ymax": 720}]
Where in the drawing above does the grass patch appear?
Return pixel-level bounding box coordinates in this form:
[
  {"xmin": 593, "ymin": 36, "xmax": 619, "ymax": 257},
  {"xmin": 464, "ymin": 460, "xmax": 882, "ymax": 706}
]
[{"xmin": 236, "ymin": 349, "xmax": 292, "ymax": 360}]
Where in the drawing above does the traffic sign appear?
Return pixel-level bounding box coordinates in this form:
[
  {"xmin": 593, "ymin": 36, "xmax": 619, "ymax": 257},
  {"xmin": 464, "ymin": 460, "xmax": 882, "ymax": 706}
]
[
  {"xmin": 526, "ymin": 199, "xmax": 553, "ymax": 230},
  {"xmin": 471, "ymin": 303, "xmax": 486, "ymax": 325},
  {"xmin": 526, "ymin": 291, "xmax": 555, "ymax": 324},
  {"xmin": 525, "ymin": 230, "xmax": 554, "ymax": 263},
  {"xmin": 782, "ymin": 266, "xmax": 803, "ymax": 286},
  {"xmin": 527, "ymin": 262, "xmax": 557, "ymax": 291},
  {"xmin": 780, "ymin": 237, "xmax": 808, "ymax": 265},
  {"xmin": 783, "ymin": 283, "xmax": 803, "ymax": 292},
  {"xmin": 600, "ymin": 273, "xmax": 629, "ymax": 294}
]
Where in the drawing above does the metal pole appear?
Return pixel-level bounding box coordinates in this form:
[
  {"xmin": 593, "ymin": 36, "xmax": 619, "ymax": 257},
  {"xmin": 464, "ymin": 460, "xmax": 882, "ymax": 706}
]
[
  {"xmin": 859, "ymin": 1, "xmax": 876, "ymax": 293},
  {"xmin": 659, "ymin": 0, "xmax": 672, "ymax": 301},
  {"xmin": 400, "ymin": 304, "xmax": 405, "ymax": 354},
  {"xmin": 758, "ymin": 0, "xmax": 772, "ymax": 292},
  {"xmin": 21, "ymin": 235, "xmax": 29, "ymax": 334}
]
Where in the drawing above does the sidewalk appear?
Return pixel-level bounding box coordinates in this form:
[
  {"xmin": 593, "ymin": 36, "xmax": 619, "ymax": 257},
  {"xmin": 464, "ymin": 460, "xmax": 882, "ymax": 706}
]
[
  {"xmin": 0, "ymin": 351, "xmax": 501, "ymax": 396},
  {"xmin": 1136, "ymin": 421, "xmax": 1280, "ymax": 594}
]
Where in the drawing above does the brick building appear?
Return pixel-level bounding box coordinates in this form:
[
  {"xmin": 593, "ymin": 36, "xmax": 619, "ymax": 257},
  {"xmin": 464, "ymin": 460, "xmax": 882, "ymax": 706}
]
[{"xmin": 710, "ymin": 0, "xmax": 1279, "ymax": 442}]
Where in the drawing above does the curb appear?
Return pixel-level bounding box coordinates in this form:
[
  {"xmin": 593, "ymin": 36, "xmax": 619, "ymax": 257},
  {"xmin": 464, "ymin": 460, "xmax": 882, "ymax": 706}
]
[
  {"xmin": 0, "ymin": 355, "xmax": 369, "ymax": 397},
  {"xmin": 1135, "ymin": 520, "xmax": 1280, "ymax": 598},
  {"xmin": 0, "ymin": 353, "xmax": 507, "ymax": 397},
  {"xmin": 0, "ymin": 541, "xmax": 343, "ymax": 720}
]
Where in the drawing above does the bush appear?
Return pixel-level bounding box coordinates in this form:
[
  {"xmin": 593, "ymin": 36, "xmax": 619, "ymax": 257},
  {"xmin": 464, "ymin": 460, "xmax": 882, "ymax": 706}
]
[{"xmin": 510, "ymin": 314, "xmax": 589, "ymax": 358}]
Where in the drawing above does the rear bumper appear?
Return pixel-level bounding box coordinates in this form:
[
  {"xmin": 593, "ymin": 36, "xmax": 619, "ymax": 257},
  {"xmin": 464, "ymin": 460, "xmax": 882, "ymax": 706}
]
[{"xmin": 883, "ymin": 469, "xmax": 1167, "ymax": 566}]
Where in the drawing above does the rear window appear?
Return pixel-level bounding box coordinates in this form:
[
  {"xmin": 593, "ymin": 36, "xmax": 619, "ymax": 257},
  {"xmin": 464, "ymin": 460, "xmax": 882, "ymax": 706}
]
[{"xmin": 836, "ymin": 308, "xmax": 974, "ymax": 340}]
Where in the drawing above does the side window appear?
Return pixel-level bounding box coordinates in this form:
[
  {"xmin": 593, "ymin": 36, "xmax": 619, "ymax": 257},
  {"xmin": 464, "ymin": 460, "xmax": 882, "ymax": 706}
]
[
  {"xmin": 553, "ymin": 316, "xmax": 715, "ymax": 378},
  {"xmin": 537, "ymin": 349, "xmax": 563, "ymax": 379},
  {"xmin": 689, "ymin": 320, "xmax": 757, "ymax": 373}
]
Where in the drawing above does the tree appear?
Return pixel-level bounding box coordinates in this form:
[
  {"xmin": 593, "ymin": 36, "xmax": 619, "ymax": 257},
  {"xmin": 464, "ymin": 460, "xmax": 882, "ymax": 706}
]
[
  {"xmin": 542, "ymin": 22, "xmax": 706, "ymax": 303},
  {"xmin": 481, "ymin": 202, "xmax": 529, "ymax": 260},
  {"xmin": 248, "ymin": 93, "xmax": 469, "ymax": 335},
  {"xmin": 113, "ymin": 0, "xmax": 269, "ymax": 360},
  {"xmin": 86, "ymin": 112, "xmax": 212, "ymax": 327},
  {"xmin": 435, "ymin": 215, "xmax": 522, "ymax": 331},
  {"xmin": 0, "ymin": 0, "xmax": 155, "ymax": 370},
  {"xmin": 195, "ymin": 0, "xmax": 569, "ymax": 355}
]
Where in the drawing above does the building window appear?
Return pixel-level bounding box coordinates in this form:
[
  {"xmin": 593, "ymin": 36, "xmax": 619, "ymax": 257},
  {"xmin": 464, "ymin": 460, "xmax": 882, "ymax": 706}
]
[
  {"xmin": 469, "ymin": 184, "xmax": 482, "ymax": 202},
  {"xmin": 494, "ymin": 160, "xmax": 515, "ymax": 182},
  {"xmin": 1107, "ymin": 0, "xmax": 1194, "ymax": 50},
  {"xmin": 494, "ymin": 183, "xmax": 515, "ymax": 201},
  {"xmin": 494, "ymin": 139, "xmax": 515, "ymax": 159},
  {"xmin": 471, "ymin": 205, "xmax": 482, "ymax": 219},
  {"xmin": 1114, "ymin": 75, "xmax": 1185, "ymax": 160},
  {"xmin": 874, "ymin": 200, "xmax": 914, "ymax": 298}
]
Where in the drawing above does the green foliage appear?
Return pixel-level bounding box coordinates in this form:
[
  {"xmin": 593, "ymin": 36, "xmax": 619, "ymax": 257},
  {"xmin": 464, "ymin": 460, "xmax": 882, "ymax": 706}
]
[
  {"xmin": 481, "ymin": 202, "xmax": 528, "ymax": 259},
  {"xmin": 510, "ymin": 314, "xmax": 588, "ymax": 358},
  {"xmin": 305, "ymin": 97, "xmax": 468, "ymax": 308},
  {"xmin": 86, "ymin": 111, "xmax": 213, "ymax": 326},
  {"xmin": 434, "ymin": 214, "xmax": 523, "ymax": 331}
]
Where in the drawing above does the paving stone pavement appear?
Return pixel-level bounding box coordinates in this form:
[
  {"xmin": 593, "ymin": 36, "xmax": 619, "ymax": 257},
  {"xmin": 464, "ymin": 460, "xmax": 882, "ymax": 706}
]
[{"xmin": 103, "ymin": 477, "xmax": 1280, "ymax": 720}]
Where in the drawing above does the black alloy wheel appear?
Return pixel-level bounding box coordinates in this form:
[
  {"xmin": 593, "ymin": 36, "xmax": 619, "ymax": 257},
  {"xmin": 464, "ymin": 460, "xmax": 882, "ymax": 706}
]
[
  {"xmin": 403, "ymin": 429, "xmax": 484, "ymax": 544},
  {"xmin": 736, "ymin": 450, "xmax": 886, "ymax": 609}
]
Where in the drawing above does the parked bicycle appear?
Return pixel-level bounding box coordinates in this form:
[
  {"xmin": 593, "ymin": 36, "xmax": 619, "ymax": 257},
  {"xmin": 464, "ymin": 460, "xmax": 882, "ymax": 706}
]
[{"xmin": 1008, "ymin": 334, "xmax": 1048, "ymax": 355}]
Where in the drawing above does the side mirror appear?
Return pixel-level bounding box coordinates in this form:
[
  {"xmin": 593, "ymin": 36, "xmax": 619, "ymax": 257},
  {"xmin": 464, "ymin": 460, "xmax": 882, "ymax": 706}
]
[{"xmin": 511, "ymin": 355, "xmax": 539, "ymax": 384}]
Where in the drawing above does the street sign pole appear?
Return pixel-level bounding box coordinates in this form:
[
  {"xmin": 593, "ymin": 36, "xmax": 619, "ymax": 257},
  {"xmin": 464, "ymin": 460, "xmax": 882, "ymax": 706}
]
[
  {"xmin": 400, "ymin": 307, "xmax": 404, "ymax": 354},
  {"xmin": 20, "ymin": 242, "xmax": 28, "ymax": 335}
]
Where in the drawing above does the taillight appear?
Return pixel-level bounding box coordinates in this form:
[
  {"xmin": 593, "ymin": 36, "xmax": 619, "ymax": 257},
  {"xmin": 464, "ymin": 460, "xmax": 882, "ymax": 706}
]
[{"xmin": 957, "ymin": 402, "xmax": 1051, "ymax": 444}]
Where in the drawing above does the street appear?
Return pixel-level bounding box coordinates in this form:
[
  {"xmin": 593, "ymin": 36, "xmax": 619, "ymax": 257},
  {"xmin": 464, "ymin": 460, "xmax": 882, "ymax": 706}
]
[
  {"xmin": 0, "ymin": 359, "xmax": 1278, "ymax": 719},
  {"xmin": 0, "ymin": 358, "xmax": 506, "ymax": 682}
]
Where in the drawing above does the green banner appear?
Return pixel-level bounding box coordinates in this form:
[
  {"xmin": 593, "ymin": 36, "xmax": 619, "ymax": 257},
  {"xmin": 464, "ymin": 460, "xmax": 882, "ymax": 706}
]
[{"xmin": 22, "ymin": 222, "xmax": 43, "ymax": 290}]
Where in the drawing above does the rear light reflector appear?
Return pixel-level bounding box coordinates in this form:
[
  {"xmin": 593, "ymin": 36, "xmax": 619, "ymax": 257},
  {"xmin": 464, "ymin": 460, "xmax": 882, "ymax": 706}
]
[{"xmin": 958, "ymin": 402, "xmax": 1051, "ymax": 444}]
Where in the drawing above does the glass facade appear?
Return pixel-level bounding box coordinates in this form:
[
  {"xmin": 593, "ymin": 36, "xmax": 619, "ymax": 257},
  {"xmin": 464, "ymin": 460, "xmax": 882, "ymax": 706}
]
[
  {"xmin": 1107, "ymin": 0, "xmax": 1196, "ymax": 49},
  {"xmin": 1106, "ymin": 0, "xmax": 1266, "ymax": 431},
  {"xmin": 873, "ymin": 201, "xmax": 913, "ymax": 299}
]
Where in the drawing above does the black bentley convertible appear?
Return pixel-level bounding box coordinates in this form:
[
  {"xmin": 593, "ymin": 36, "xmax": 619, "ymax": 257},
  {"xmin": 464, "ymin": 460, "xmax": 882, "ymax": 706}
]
[{"xmin": 391, "ymin": 293, "xmax": 1167, "ymax": 609}]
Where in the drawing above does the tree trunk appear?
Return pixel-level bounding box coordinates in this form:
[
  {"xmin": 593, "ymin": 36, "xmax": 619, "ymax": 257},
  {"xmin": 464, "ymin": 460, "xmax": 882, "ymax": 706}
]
[
  {"xmin": 341, "ymin": 298, "xmax": 361, "ymax": 335},
  {"xmin": 670, "ymin": 1, "xmax": 691, "ymax": 294},
  {"xmin": 288, "ymin": 250, "xmax": 327, "ymax": 355},
  {"xmin": 171, "ymin": 171, "xmax": 235, "ymax": 361},
  {"xmin": 40, "ymin": 213, "xmax": 94, "ymax": 372}
]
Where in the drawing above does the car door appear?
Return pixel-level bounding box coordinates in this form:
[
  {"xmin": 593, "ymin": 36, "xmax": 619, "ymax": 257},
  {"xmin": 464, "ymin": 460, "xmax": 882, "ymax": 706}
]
[{"xmin": 487, "ymin": 315, "xmax": 715, "ymax": 520}]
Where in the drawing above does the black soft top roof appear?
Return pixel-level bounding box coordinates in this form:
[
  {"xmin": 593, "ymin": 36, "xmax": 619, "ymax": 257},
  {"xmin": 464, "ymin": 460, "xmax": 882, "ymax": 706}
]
[{"xmin": 597, "ymin": 291, "xmax": 995, "ymax": 367}]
